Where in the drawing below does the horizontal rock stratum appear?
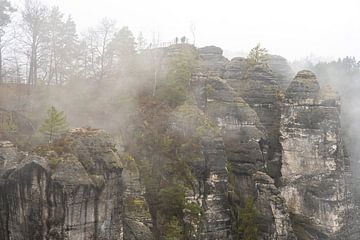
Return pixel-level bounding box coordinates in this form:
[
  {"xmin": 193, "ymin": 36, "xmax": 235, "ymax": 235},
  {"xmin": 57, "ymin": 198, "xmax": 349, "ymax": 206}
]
[{"xmin": 0, "ymin": 128, "xmax": 151, "ymax": 240}]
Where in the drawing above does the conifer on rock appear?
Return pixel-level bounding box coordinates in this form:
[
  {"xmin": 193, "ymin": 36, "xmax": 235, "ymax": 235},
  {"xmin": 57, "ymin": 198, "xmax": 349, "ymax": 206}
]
[{"xmin": 39, "ymin": 106, "xmax": 69, "ymax": 143}]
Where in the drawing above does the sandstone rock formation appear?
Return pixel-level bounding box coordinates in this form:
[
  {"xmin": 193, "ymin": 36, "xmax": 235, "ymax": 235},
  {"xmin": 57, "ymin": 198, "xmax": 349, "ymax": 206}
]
[
  {"xmin": 199, "ymin": 46, "xmax": 229, "ymax": 78},
  {"xmin": 195, "ymin": 46, "xmax": 352, "ymax": 239},
  {"xmin": 280, "ymin": 70, "xmax": 349, "ymax": 239},
  {"xmin": 191, "ymin": 72, "xmax": 296, "ymax": 239},
  {"xmin": 0, "ymin": 128, "xmax": 151, "ymax": 240},
  {"xmin": 267, "ymin": 54, "xmax": 294, "ymax": 89},
  {"xmin": 225, "ymin": 64, "xmax": 283, "ymax": 180},
  {"xmin": 0, "ymin": 45, "xmax": 355, "ymax": 240}
]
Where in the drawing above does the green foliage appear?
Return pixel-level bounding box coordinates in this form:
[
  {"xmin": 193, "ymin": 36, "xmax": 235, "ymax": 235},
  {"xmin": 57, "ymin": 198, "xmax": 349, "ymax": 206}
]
[
  {"xmin": 184, "ymin": 201, "xmax": 204, "ymax": 237},
  {"xmin": 158, "ymin": 184, "xmax": 186, "ymax": 219},
  {"xmin": 163, "ymin": 217, "xmax": 183, "ymax": 240},
  {"xmin": 128, "ymin": 91, "xmax": 220, "ymax": 238},
  {"xmin": 237, "ymin": 197, "xmax": 259, "ymax": 240},
  {"xmin": 156, "ymin": 46, "xmax": 198, "ymax": 108},
  {"xmin": 247, "ymin": 43, "xmax": 268, "ymax": 66},
  {"xmin": 48, "ymin": 156, "xmax": 61, "ymax": 170},
  {"xmin": 39, "ymin": 106, "xmax": 69, "ymax": 143},
  {"xmin": 126, "ymin": 46, "xmax": 211, "ymax": 239},
  {"xmin": 124, "ymin": 196, "xmax": 149, "ymax": 216},
  {"xmin": 185, "ymin": 202, "xmax": 204, "ymax": 221},
  {"xmin": 111, "ymin": 26, "xmax": 136, "ymax": 57},
  {"xmin": 109, "ymin": 26, "xmax": 137, "ymax": 75}
]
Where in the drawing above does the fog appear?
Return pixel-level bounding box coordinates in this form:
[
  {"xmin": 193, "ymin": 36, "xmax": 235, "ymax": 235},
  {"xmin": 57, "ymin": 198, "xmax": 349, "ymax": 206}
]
[
  {"xmin": 11, "ymin": 0, "xmax": 360, "ymax": 60},
  {"xmin": 0, "ymin": 0, "xmax": 360, "ymax": 238},
  {"xmin": 0, "ymin": 0, "xmax": 358, "ymax": 152}
]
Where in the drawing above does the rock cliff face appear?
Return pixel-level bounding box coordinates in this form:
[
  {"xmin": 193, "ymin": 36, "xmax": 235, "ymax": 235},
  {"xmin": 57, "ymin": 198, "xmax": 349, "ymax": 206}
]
[
  {"xmin": 0, "ymin": 129, "xmax": 129, "ymax": 240},
  {"xmin": 0, "ymin": 45, "xmax": 355, "ymax": 240},
  {"xmin": 190, "ymin": 72, "xmax": 296, "ymax": 239},
  {"xmin": 199, "ymin": 46, "xmax": 230, "ymax": 78},
  {"xmin": 267, "ymin": 54, "xmax": 294, "ymax": 90},
  {"xmin": 196, "ymin": 46, "xmax": 352, "ymax": 239},
  {"xmin": 225, "ymin": 64, "xmax": 283, "ymax": 180},
  {"xmin": 192, "ymin": 136, "xmax": 232, "ymax": 239},
  {"xmin": 280, "ymin": 71, "xmax": 349, "ymax": 239}
]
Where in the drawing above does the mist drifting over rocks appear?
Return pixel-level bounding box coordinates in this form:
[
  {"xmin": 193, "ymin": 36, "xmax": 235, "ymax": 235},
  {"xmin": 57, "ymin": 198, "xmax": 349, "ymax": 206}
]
[{"xmin": 0, "ymin": 0, "xmax": 359, "ymax": 239}]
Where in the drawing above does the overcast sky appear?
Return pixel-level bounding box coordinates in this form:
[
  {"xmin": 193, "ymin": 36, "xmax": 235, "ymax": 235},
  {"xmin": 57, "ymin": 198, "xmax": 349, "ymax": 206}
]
[{"xmin": 13, "ymin": 0, "xmax": 360, "ymax": 60}]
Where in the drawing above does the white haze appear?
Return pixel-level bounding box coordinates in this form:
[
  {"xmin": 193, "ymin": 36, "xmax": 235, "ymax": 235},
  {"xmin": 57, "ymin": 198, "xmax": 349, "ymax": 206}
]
[{"xmin": 12, "ymin": 0, "xmax": 360, "ymax": 61}]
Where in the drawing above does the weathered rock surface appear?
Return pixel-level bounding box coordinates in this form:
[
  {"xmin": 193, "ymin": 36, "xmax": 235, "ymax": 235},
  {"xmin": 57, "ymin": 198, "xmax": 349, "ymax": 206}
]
[
  {"xmin": 198, "ymin": 48, "xmax": 294, "ymax": 182},
  {"xmin": 225, "ymin": 64, "xmax": 283, "ymax": 180},
  {"xmin": 196, "ymin": 137, "xmax": 232, "ymax": 239},
  {"xmin": 0, "ymin": 45, "xmax": 355, "ymax": 240},
  {"xmin": 267, "ymin": 54, "xmax": 294, "ymax": 89},
  {"xmin": 0, "ymin": 129, "xmax": 126, "ymax": 240},
  {"xmin": 169, "ymin": 100, "xmax": 233, "ymax": 239},
  {"xmin": 122, "ymin": 169, "xmax": 153, "ymax": 240},
  {"xmin": 252, "ymin": 171, "xmax": 296, "ymax": 240},
  {"xmin": 191, "ymin": 72, "xmax": 296, "ymax": 239},
  {"xmin": 280, "ymin": 70, "xmax": 349, "ymax": 239},
  {"xmin": 199, "ymin": 46, "xmax": 229, "ymax": 78},
  {"xmin": 223, "ymin": 57, "xmax": 247, "ymax": 79}
]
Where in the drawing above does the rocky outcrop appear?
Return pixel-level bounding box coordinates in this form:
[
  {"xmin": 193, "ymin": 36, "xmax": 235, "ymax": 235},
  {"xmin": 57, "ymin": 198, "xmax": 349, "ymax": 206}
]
[
  {"xmin": 253, "ymin": 171, "xmax": 296, "ymax": 240},
  {"xmin": 168, "ymin": 100, "xmax": 233, "ymax": 239},
  {"xmin": 122, "ymin": 169, "xmax": 153, "ymax": 240},
  {"xmin": 223, "ymin": 57, "xmax": 247, "ymax": 79},
  {"xmin": 195, "ymin": 137, "xmax": 232, "ymax": 239},
  {"xmin": 191, "ymin": 73, "xmax": 296, "ymax": 239},
  {"xmin": 267, "ymin": 54, "xmax": 294, "ymax": 89},
  {"xmin": 198, "ymin": 48, "xmax": 294, "ymax": 182},
  {"xmin": 225, "ymin": 65, "xmax": 283, "ymax": 180},
  {"xmin": 0, "ymin": 129, "xmax": 126, "ymax": 240},
  {"xmin": 0, "ymin": 44, "xmax": 355, "ymax": 240},
  {"xmin": 195, "ymin": 46, "xmax": 353, "ymax": 239},
  {"xmin": 199, "ymin": 46, "xmax": 229, "ymax": 78},
  {"xmin": 280, "ymin": 70, "xmax": 349, "ymax": 239}
]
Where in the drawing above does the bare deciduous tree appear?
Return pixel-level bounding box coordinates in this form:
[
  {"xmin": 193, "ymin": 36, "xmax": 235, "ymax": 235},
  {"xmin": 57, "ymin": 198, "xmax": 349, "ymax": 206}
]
[
  {"xmin": 0, "ymin": 0, "xmax": 15, "ymax": 84},
  {"xmin": 22, "ymin": 0, "xmax": 48, "ymax": 86}
]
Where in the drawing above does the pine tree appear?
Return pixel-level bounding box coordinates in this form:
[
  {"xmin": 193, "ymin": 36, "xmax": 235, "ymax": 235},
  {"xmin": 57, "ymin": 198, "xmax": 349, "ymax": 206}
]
[
  {"xmin": 41, "ymin": 7, "xmax": 78, "ymax": 85},
  {"xmin": 247, "ymin": 43, "xmax": 268, "ymax": 66},
  {"xmin": 39, "ymin": 106, "xmax": 68, "ymax": 143},
  {"xmin": 136, "ymin": 32, "xmax": 147, "ymax": 53},
  {"xmin": 109, "ymin": 26, "xmax": 137, "ymax": 75},
  {"xmin": 111, "ymin": 26, "xmax": 136, "ymax": 58}
]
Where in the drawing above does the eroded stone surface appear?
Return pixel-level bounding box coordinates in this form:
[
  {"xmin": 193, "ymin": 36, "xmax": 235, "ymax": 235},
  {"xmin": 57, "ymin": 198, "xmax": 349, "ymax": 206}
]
[
  {"xmin": 191, "ymin": 72, "xmax": 296, "ymax": 239},
  {"xmin": 280, "ymin": 70, "xmax": 349, "ymax": 239},
  {"xmin": 0, "ymin": 129, "xmax": 126, "ymax": 240}
]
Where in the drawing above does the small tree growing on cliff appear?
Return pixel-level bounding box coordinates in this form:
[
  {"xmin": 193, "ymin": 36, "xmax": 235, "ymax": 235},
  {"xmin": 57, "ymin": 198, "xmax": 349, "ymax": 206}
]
[
  {"xmin": 39, "ymin": 106, "xmax": 68, "ymax": 143},
  {"xmin": 237, "ymin": 196, "xmax": 259, "ymax": 240},
  {"xmin": 247, "ymin": 43, "xmax": 268, "ymax": 66}
]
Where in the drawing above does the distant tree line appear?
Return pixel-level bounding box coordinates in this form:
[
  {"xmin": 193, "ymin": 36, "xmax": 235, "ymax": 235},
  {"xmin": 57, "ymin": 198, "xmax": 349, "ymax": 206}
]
[{"xmin": 0, "ymin": 0, "xmax": 148, "ymax": 85}]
